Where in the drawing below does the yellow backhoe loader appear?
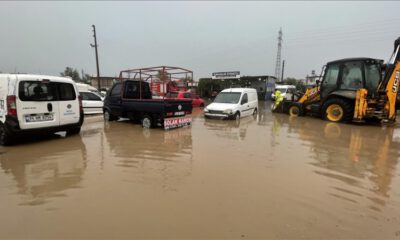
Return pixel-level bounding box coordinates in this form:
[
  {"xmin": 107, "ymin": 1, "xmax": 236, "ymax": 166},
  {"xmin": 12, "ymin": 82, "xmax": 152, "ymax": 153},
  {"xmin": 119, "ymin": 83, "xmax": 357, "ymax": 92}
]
[{"xmin": 274, "ymin": 36, "xmax": 400, "ymax": 123}]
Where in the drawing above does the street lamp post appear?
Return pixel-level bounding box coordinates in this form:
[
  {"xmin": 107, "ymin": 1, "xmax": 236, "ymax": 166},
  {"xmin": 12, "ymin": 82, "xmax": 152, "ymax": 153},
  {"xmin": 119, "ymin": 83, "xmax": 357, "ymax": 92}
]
[{"xmin": 90, "ymin": 25, "xmax": 101, "ymax": 90}]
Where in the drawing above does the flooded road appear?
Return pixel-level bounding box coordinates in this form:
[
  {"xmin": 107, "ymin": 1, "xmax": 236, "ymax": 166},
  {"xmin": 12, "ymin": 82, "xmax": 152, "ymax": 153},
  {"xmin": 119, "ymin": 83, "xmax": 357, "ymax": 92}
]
[{"xmin": 1, "ymin": 103, "xmax": 400, "ymax": 239}]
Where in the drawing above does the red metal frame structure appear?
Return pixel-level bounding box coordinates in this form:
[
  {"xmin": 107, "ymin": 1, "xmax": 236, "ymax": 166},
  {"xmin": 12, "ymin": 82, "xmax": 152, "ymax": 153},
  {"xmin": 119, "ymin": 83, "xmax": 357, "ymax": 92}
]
[{"xmin": 119, "ymin": 66, "xmax": 194, "ymax": 96}]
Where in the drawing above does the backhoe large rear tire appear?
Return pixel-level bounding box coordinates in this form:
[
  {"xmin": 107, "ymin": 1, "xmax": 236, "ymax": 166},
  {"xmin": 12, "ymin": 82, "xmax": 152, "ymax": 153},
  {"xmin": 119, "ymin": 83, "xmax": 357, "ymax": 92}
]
[{"xmin": 322, "ymin": 98, "xmax": 353, "ymax": 123}]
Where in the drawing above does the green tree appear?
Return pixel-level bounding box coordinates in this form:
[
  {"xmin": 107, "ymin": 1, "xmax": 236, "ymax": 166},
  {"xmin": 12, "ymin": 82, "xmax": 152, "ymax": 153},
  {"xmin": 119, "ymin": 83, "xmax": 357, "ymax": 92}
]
[
  {"xmin": 81, "ymin": 73, "xmax": 92, "ymax": 84},
  {"xmin": 198, "ymin": 78, "xmax": 223, "ymax": 97},
  {"xmin": 283, "ymin": 77, "xmax": 306, "ymax": 92},
  {"xmin": 156, "ymin": 70, "xmax": 169, "ymax": 82},
  {"xmin": 60, "ymin": 67, "xmax": 81, "ymax": 81}
]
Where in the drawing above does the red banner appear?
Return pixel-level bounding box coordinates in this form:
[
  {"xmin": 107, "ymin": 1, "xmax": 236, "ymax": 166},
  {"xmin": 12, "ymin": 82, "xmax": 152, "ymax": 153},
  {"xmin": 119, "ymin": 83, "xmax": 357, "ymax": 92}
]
[{"xmin": 164, "ymin": 117, "xmax": 192, "ymax": 130}]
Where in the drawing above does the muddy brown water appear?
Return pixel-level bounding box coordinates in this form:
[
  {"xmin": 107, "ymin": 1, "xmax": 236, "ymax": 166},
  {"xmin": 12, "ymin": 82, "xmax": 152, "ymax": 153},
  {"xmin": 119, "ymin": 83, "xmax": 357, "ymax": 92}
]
[{"xmin": 1, "ymin": 103, "xmax": 400, "ymax": 239}]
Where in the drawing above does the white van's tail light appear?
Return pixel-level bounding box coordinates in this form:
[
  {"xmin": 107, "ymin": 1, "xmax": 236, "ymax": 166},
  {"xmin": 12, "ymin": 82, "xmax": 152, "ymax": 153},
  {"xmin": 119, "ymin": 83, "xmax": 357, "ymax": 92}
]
[
  {"xmin": 6, "ymin": 95, "xmax": 17, "ymax": 116},
  {"xmin": 78, "ymin": 95, "xmax": 83, "ymax": 112}
]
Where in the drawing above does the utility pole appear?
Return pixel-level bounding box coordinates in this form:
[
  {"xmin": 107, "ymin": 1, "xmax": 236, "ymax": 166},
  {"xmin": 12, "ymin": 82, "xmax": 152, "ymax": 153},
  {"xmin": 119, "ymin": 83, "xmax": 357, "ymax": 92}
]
[
  {"xmin": 274, "ymin": 28, "xmax": 283, "ymax": 82},
  {"xmin": 281, "ymin": 60, "xmax": 285, "ymax": 82},
  {"xmin": 90, "ymin": 25, "xmax": 101, "ymax": 90}
]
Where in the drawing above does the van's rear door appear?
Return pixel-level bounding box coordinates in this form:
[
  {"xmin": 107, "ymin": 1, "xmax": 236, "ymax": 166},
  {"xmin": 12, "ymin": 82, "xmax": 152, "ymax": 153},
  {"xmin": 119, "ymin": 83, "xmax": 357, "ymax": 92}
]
[
  {"xmin": 16, "ymin": 79, "xmax": 60, "ymax": 130},
  {"xmin": 58, "ymin": 83, "xmax": 80, "ymax": 125}
]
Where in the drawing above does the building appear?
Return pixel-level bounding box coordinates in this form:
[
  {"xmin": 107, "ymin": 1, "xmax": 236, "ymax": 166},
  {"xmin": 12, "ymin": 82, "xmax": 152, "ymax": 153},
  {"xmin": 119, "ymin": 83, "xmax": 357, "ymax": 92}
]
[
  {"xmin": 240, "ymin": 75, "xmax": 277, "ymax": 100},
  {"xmin": 90, "ymin": 76, "xmax": 118, "ymax": 91},
  {"xmin": 200, "ymin": 74, "xmax": 277, "ymax": 100},
  {"xmin": 305, "ymin": 70, "xmax": 321, "ymax": 87}
]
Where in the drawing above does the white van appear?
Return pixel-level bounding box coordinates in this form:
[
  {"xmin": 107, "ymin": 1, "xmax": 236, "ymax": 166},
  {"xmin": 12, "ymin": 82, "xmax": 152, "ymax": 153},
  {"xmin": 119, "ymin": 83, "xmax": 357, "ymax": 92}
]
[
  {"xmin": 76, "ymin": 83, "xmax": 104, "ymax": 97},
  {"xmin": 271, "ymin": 85, "xmax": 296, "ymax": 100},
  {"xmin": 204, "ymin": 88, "xmax": 258, "ymax": 120},
  {"xmin": 0, "ymin": 74, "xmax": 84, "ymax": 145},
  {"xmin": 79, "ymin": 90, "xmax": 104, "ymax": 114},
  {"xmin": 76, "ymin": 83, "xmax": 104, "ymax": 114}
]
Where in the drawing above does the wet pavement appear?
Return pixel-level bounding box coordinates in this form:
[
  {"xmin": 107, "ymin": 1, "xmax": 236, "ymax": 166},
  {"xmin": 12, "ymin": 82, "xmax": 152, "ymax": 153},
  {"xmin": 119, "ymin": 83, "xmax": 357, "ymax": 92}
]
[{"xmin": 1, "ymin": 102, "xmax": 400, "ymax": 239}]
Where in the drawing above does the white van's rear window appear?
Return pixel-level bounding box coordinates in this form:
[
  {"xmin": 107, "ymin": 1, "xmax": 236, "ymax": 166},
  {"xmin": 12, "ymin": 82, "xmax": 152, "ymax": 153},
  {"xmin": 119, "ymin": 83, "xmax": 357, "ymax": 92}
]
[
  {"xmin": 18, "ymin": 81, "xmax": 76, "ymax": 101},
  {"xmin": 59, "ymin": 83, "xmax": 76, "ymax": 101}
]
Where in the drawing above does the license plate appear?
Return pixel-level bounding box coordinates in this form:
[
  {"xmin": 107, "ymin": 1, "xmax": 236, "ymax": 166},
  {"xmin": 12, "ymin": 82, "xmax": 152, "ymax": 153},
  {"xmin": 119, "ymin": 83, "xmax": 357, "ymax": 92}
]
[
  {"xmin": 25, "ymin": 113, "xmax": 54, "ymax": 123},
  {"xmin": 174, "ymin": 111, "xmax": 185, "ymax": 116},
  {"xmin": 164, "ymin": 116, "xmax": 192, "ymax": 130}
]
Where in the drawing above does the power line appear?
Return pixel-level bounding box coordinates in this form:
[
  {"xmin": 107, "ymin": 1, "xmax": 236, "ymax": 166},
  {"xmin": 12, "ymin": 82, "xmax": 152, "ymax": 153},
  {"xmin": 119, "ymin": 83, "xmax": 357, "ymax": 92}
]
[
  {"xmin": 285, "ymin": 18, "xmax": 400, "ymax": 37},
  {"xmin": 285, "ymin": 28, "xmax": 397, "ymax": 43},
  {"xmin": 286, "ymin": 33, "xmax": 396, "ymax": 48}
]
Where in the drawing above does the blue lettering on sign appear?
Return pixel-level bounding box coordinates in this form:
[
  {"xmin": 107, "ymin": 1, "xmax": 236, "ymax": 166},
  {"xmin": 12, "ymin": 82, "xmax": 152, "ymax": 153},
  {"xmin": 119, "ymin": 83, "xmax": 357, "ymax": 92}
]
[{"xmin": 64, "ymin": 110, "xmax": 75, "ymax": 116}]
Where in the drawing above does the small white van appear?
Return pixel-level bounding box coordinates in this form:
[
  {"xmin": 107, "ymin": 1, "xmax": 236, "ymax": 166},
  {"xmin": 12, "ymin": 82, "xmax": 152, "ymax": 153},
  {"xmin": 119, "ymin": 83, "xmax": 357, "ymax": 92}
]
[
  {"xmin": 204, "ymin": 88, "xmax": 258, "ymax": 120},
  {"xmin": 76, "ymin": 83, "xmax": 104, "ymax": 114},
  {"xmin": 271, "ymin": 85, "xmax": 296, "ymax": 100},
  {"xmin": 76, "ymin": 83, "xmax": 104, "ymax": 97},
  {"xmin": 0, "ymin": 74, "xmax": 84, "ymax": 145},
  {"xmin": 79, "ymin": 90, "xmax": 104, "ymax": 114}
]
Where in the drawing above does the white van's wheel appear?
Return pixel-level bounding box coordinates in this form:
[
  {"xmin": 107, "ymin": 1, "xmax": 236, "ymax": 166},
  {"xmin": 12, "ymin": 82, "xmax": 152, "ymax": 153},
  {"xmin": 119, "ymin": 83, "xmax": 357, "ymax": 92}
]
[
  {"xmin": 252, "ymin": 108, "xmax": 258, "ymax": 120},
  {"xmin": 0, "ymin": 124, "xmax": 13, "ymax": 146},
  {"xmin": 142, "ymin": 115, "xmax": 152, "ymax": 129},
  {"xmin": 234, "ymin": 112, "xmax": 240, "ymax": 121}
]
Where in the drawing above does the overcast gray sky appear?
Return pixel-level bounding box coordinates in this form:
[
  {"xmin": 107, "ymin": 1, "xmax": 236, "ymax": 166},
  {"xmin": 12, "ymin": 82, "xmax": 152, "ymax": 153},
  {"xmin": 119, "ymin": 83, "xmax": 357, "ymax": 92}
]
[{"xmin": 0, "ymin": 1, "xmax": 399, "ymax": 79}]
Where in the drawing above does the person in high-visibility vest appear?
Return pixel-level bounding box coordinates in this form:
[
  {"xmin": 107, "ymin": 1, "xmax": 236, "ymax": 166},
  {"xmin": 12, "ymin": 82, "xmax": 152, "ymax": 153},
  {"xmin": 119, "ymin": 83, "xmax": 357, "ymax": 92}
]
[{"xmin": 273, "ymin": 89, "xmax": 283, "ymax": 111}]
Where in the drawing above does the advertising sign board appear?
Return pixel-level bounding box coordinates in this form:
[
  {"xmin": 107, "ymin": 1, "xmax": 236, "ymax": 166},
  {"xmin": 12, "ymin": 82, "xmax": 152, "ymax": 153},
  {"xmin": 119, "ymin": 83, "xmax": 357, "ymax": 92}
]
[{"xmin": 212, "ymin": 71, "xmax": 240, "ymax": 79}]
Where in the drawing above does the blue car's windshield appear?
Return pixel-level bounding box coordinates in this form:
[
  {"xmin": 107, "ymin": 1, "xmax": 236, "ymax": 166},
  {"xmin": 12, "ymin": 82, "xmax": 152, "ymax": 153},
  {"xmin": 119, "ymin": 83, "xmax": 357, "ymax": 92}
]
[{"xmin": 214, "ymin": 92, "xmax": 241, "ymax": 104}]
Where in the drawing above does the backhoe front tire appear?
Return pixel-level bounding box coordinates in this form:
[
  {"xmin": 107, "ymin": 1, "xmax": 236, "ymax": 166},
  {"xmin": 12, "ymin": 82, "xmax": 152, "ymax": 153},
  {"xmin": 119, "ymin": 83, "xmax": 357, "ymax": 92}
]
[
  {"xmin": 288, "ymin": 103, "xmax": 304, "ymax": 117},
  {"xmin": 322, "ymin": 98, "xmax": 353, "ymax": 123}
]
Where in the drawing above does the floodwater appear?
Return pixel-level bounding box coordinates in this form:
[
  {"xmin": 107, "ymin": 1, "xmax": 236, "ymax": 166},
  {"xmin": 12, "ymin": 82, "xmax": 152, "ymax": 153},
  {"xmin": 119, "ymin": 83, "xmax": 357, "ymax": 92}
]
[{"xmin": 1, "ymin": 103, "xmax": 400, "ymax": 239}]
